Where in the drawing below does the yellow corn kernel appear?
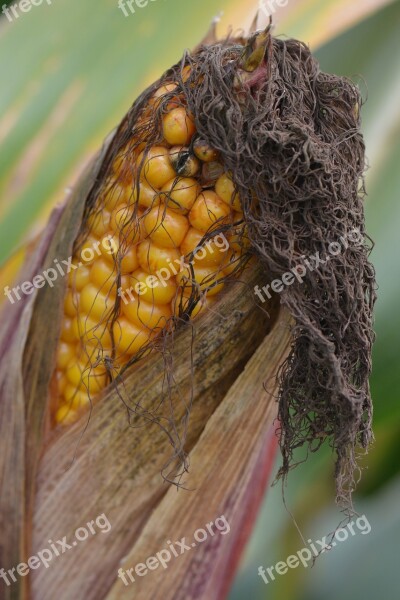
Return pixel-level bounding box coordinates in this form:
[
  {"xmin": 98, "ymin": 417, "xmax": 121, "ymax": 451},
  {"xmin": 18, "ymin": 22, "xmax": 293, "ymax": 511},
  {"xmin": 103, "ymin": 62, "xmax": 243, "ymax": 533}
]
[
  {"xmin": 102, "ymin": 181, "xmax": 133, "ymax": 212},
  {"xmin": 56, "ymin": 341, "xmax": 77, "ymax": 370},
  {"xmin": 132, "ymin": 181, "xmax": 160, "ymax": 210},
  {"xmin": 138, "ymin": 146, "xmax": 176, "ymax": 189},
  {"xmin": 111, "ymin": 143, "xmax": 145, "ymax": 184},
  {"xmin": 110, "ymin": 204, "xmax": 144, "ymax": 243},
  {"xmin": 120, "ymin": 273, "xmax": 132, "ymax": 292},
  {"xmin": 120, "ymin": 245, "xmax": 140, "ymax": 274},
  {"xmin": 162, "ymin": 107, "xmax": 196, "ymax": 146},
  {"xmin": 123, "ymin": 295, "xmax": 172, "ymax": 330},
  {"xmin": 60, "ymin": 317, "xmax": 79, "ymax": 343},
  {"xmin": 78, "ymin": 236, "xmax": 102, "ymax": 265},
  {"xmin": 90, "ymin": 259, "xmax": 118, "ymax": 294},
  {"xmin": 221, "ymin": 251, "xmax": 244, "ymax": 275},
  {"xmin": 68, "ymin": 264, "xmax": 91, "ymax": 292},
  {"xmin": 137, "ymin": 240, "xmax": 180, "ymax": 274},
  {"xmin": 215, "ymin": 172, "xmax": 242, "ymax": 212},
  {"xmin": 128, "ymin": 269, "xmax": 177, "ymax": 304},
  {"xmin": 83, "ymin": 344, "xmax": 112, "ymax": 364},
  {"xmin": 55, "ymin": 370, "xmax": 68, "ymax": 395},
  {"xmin": 112, "ymin": 317, "xmax": 155, "ymax": 355},
  {"xmin": 99, "ymin": 232, "xmax": 144, "ymax": 265},
  {"xmin": 160, "ymin": 177, "xmax": 200, "ymax": 214},
  {"xmin": 64, "ymin": 289, "xmax": 79, "ymax": 318},
  {"xmin": 180, "ymin": 228, "xmax": 228, "ymax": 266},
  {"xmin": 64, "ymin": 384, "xmax": 92, "ymax": 410},
  {"xmin": 143, "ymin": 205, "xmax": 189, "ymax": 248},
  {"xmin": 87, "ymin": 210, "xmax": 111, "ymax": 238},
  {"xmin": 65, "ymin": 361, "xmax": 107, "ymax": 394},
  {"xmin": 79, "ymin": 283, "xmax": 116, "ymax": 321},
  {"xmin": 54, "ymin": 404, "xmax": 80, "ymax": 426},
  {"xmin": 72, "ymin": 315, "xmax": 112, "ymax": 349},
  {"xmin": 189, "ymin": 191, "xmax": 231, "ymax": 232},
  {"xmin": 176, "ymin": 265, "xmax": 225, "ymax": 297}
]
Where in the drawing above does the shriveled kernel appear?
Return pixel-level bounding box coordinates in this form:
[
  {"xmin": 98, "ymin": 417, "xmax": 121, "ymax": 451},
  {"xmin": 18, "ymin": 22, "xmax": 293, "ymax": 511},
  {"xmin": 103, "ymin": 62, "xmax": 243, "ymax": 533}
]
[
  {"xmin": 193, "ymin": 137, "xmax": 219, "ymax": 162},
  {"xmin": 215, "ymin": 172, "xmax": 242, "ymax": 211},
  {"xmin": 201, "ymin": 161, "xmax": 224, "ymax": 186},
  {"xmin": 79, "ymin": 283, "xmax": 116, "ymax": 321},
  {"xmin": 137, "ymin": 240, "xmax": 181, "ymax": 274},
  {"xmin": 160, "ymin": 177, "xmax": 200, "ymax": 214},
  {"xmin": 162, "ymin": 108, "xmax": 196, "ymax": 146},
  {"xmin": 129, "ymin": 269, "xmax": 177, "ymax": 304},
  {"xmin": 181, "ymin": 228, "xmax": 228, "ymax": 266},
  {"xmin": 123, "ymin": 295, "xmax": 172, "ymax": 330},
  {"xmin": 112, "ymin": 318, "xmax": 155, "ymax": 355},
  {"xmin": 138, "ymin": 146, "xmax": 176, "ymax": 189},
  {"xmin": 189, "ymin": 191, "xmax": 231, "ymax": 232},
  {"xmin": 169, "ymin": 146, "xmax": 200, "ymax": 177},
  {"xmin": 144, "ymin": 205, "xmax": 189, "ymax": 248}
]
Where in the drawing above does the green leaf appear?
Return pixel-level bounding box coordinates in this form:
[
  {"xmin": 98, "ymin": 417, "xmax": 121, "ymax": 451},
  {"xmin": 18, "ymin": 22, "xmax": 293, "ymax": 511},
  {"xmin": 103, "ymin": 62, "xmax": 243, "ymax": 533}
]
[{"xmin": 0, "ymin": 0, "xmax": 236, "ymax": 263}]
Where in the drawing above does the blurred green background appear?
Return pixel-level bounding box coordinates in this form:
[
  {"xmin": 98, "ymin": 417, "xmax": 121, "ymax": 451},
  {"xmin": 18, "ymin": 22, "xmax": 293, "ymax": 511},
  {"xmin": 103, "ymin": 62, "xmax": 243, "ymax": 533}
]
[{"xmin": 1, "ymin": 0, "xmax": 399, "ymax": 598}]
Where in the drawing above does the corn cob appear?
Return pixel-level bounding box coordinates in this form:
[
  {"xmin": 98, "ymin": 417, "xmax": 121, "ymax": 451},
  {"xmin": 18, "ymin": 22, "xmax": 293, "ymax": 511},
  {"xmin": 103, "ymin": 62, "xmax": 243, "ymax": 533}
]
[
  {"xmin": 52, "ymin": 83, "xmax": 250, "ymax": 427},
  {"xmin": 4, "ymin": 22, "xmax": 373, "ymax": 519}
]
